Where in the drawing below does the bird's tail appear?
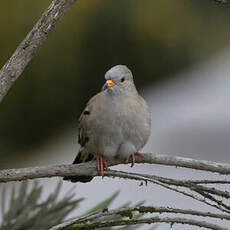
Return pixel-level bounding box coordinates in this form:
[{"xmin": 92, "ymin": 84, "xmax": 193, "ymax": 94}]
[{"xmin": 63, "ymin": 151, "xmax": 94, "ymax": 183}]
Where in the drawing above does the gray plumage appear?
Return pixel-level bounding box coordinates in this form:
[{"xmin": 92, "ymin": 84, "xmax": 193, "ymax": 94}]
[{"xmin": 64, "ymin": 65, "xmax": 151, "ymax": 183}]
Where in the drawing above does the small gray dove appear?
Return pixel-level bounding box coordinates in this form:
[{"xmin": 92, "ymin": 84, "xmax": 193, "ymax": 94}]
[{"xmin": 64, "ymin": 65, "xmax": 151, "ymax": 183}]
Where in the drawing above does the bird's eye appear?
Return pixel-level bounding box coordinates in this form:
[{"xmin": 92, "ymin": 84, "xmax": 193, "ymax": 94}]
[{"xmin": 121, "ymin": 77, "xmax": 125, "ymax": 82}]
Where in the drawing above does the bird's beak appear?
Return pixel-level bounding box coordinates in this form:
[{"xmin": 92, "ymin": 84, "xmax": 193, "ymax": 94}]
[
  {"xmin": 101, "ymin": 79, "xmax": 116, "ymax": 91},
  {"xmin": 106, "ymin": 79, "xmax": 115, "ymax": 88}
]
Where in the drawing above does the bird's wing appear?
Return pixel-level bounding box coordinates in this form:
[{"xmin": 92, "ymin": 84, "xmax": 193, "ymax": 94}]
[
  {"xmin": 63, "ymin": 94, "xmax": 101, "ymax": 183},
  {"xmin": 77, "ymin": 93, "xmax": 100, "ymax": 149},
  {"xmin": 78, "ymin": 111, "xmax": 89, "ymax": 148}
]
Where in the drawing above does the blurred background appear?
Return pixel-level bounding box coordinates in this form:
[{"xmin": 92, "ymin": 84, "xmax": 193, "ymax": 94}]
[{"xmin": 1, "ymin": 0, "xmax": 230, "ymax": 229}]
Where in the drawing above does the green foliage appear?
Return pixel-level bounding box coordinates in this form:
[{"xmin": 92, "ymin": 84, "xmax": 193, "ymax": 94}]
[
  {"xmin": 0, "ymin": 181, "xmax": 82, "ymax": 230},
  {"xmin": 0, "ymin": 182, "xmax": 155, "ymax": 230},
  {"xmin": 80, "ymin": 191, "xmax": 120, "ymax": 217}
]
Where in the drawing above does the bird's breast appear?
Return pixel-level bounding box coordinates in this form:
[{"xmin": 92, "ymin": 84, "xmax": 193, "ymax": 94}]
[{"xmin": 84, "ymin": 93, "xmax": 151, "ymax": 157}]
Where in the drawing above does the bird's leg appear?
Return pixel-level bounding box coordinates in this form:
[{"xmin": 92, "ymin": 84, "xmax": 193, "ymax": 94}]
[
  {"xmin": 103, "ymin": 158, "xmax": 108, "ymax": 169},
  {"xmin": 96, "ymin": 155, "xmax": 108, "ymax": 177},
  {"xmin": 131, "ymin": 154, "xmax": 135, "ymax": 167},
  {"xmin": 97, "ymin": 156, "xmax": 100, "ymax": 173},
  {"xmin": 125, "ymin": 152, "xmax": 144, "ymax": 167},
  {"xmin": 100, "ymin": 156, "xmax": 103, "ymax": 176}
]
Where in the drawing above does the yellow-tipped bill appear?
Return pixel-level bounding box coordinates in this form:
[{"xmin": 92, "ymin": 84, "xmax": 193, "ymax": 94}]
[{"xmin": 106, "ymin": 79, "xmax": 115, "ymax": 88}]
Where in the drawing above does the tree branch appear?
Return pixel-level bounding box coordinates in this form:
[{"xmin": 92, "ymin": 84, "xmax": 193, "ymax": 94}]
[
  {"xmin": 105, "ymin": 170, "xmax": 230, "ymax": 214},
  {"xmin": 0, "ymin": 0, "xmax": 76, "ymax": 103},
  {"xmin": 50, "ymin": 205, "xmax": 230, "ymax": 230},
  {"xmin": 140, "ymin": 174, "xmax": 230, "ymax": 198},
  {"xmin": 1, "ymin": 154, "xmax": 230, "ymax": 229},
  {"xmin": 1, "ymin": 153, "xmax": 230, "ymax": 183},
  {"xmin": 51, "ymin": 215, "xmax": 227, "ymax": 230}
]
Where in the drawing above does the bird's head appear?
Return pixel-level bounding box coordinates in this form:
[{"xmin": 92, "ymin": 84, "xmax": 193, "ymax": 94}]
[{"xmin": 102, "ymin": 65, "xmax": 137, "ymax": 95}]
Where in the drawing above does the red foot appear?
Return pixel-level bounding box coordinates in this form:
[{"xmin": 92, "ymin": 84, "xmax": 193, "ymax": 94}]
[
  {"xmin": 96, "ymin": 155, "xmax": 108, "ymax": 177},
  {"xmin": 125, "ymin": 152, "xmax": 144, "ymax": 167}
]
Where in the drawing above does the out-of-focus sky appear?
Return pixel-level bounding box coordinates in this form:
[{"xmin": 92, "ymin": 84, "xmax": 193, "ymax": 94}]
[{"xmin": 1, "ymin": 1, "xmax": 230, "ymax": 229}]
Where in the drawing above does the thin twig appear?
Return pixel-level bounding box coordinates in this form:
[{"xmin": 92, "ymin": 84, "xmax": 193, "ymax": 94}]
[
  {"xmin": 139, "ymin": 173, "xmax": 230, "ymax": 211},
  {"xmin": 131, "ymin": 173, "xmax": 230, "ymax": 199},
  {"xmin": 105, "ymin": 170, "xmax": 230, "ymax": 214},
  {"xmin": 194, "ymin": 189, "xmax": 230, "ymax": 212},
  {"xmin": 0, "ymin": 0, "xmax": 77, "ymax": 102},
  {"xmin": 186, "ymin": 179, "xmax": 230, "ymax": 185}
]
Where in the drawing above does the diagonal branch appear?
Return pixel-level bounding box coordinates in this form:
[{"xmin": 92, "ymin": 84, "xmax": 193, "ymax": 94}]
[{"xmin": 0, "ymin": 0, "xmax": 77, "ymax": 103}]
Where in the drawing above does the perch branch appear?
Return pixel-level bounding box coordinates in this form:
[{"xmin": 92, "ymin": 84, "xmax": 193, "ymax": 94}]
[
  {"xmin": 1, "ymin": 153, "xmax": 230, "ymax": 183},
  {"xmin": 0, "ymin": 0, "xmax": 76, "ymax": 103},
  {"xmin": 1, "ymin": 153, "xmax": 230, "ymax": 213}
]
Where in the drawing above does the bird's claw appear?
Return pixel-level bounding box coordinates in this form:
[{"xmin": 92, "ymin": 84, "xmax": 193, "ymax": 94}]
[
  {"xmin": 97, "ymin": 155, "xmax": 108, "ymax": 177},
  {"xmin": 125, "ymin": 152, "xmax": 144, "ymax": 167}
]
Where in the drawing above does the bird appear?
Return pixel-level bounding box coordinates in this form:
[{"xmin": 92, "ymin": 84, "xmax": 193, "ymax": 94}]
[{"xmin": 64, "ymin": 65, "xmax": 151, "ymax": 183}]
